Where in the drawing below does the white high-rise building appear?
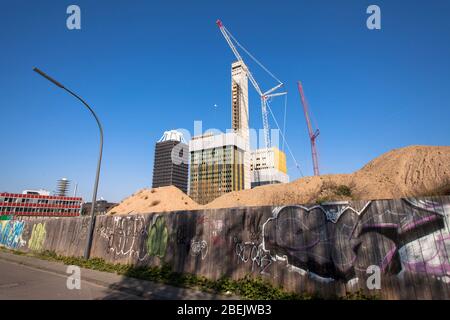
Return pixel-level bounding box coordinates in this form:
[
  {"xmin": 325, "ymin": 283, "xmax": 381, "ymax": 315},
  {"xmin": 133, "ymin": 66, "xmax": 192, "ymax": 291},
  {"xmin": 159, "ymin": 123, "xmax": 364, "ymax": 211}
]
[
  {"xmin": 231, "ymin": 61, "xmax": 251, "ymax": 190},
  {"xmin": 250, "ymin": 147, "xmax": 289, "ymax": 188}
]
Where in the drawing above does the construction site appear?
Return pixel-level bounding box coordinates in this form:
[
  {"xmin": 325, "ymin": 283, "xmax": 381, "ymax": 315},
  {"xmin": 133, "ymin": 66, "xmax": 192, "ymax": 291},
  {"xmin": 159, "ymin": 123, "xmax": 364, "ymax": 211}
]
[
  {"xmin": 111, "ymin": 19, "xmax": 450, "ymax": 215},
  {"xmin": 2, "ymin": 10, "xmax": 450, "ymax": 302}
]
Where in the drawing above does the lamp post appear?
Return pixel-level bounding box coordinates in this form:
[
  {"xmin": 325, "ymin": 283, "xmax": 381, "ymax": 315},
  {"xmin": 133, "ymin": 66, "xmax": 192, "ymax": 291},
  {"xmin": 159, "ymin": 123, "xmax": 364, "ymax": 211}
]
[{"xmin": 33, "ymin": 67, "xmax": 103, "ymax": 260}]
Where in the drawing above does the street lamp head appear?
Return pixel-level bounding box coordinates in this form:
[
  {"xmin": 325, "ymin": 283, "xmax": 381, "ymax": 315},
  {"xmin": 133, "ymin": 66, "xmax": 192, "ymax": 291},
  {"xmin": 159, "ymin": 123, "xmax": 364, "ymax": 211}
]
[{"xmin": 33, "ymin": 67, "xmax": 65, "ymax": 89}]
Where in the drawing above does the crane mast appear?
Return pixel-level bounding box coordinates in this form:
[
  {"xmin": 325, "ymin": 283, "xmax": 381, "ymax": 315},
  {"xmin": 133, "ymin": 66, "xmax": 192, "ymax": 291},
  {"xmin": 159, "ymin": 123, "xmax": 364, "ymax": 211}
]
[{"xmin": 297, "ymin": 81, "xmax": 320, "ymax": 176}]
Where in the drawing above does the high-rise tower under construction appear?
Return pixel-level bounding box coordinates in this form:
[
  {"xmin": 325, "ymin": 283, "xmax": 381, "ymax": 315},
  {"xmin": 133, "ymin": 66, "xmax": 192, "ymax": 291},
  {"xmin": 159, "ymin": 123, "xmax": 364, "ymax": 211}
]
[
  {"xmin": 188, "ymin": 61, "xmax": 251, "ymax": 204},
  {"xmin": 231, "ymin": 61, "xmax": 251, "ymax": 190}
]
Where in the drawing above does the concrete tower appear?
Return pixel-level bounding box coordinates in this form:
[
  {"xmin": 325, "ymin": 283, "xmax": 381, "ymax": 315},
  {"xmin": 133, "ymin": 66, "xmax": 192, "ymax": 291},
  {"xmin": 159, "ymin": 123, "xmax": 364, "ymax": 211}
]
[
  {"xmin": 231, "ymin": 61, "xmax": 251, "ymax": 190},
  {"xmin": 56, "ymin": 178, "xmax": 70, "ymax": 197}
]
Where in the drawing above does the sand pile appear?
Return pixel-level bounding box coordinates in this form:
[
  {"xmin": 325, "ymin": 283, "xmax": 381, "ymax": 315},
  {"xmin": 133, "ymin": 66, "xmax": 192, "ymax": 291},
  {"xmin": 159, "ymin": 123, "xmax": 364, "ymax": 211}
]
[
  {"xmin": 109, "ymin": 145, "xmax": 450, "ymax": 214},
  {"xmin": 356, "ymin": 145, "xmax": 450, "ymax": 197},
  {"xmin": 205, "ymin": 145, "xmax": 450, "ymax": 209},
  {"xmin": 109, "ymin": 186, "xmax": 200, "ymax": 215}
]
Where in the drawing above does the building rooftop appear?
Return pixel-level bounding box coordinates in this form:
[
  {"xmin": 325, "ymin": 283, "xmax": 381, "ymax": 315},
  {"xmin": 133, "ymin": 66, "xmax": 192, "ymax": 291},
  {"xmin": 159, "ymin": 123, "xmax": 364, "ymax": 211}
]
[{"xmin": 158, "ymin": 130, "xmax": 187, "ymax": 143}]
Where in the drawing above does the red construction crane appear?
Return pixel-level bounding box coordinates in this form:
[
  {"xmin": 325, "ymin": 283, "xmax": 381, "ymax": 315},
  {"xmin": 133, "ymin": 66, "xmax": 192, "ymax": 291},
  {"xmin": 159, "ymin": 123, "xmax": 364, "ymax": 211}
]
[{"xmin": 297, "ymin": 81, "xmax": 320, "ymax": 176}]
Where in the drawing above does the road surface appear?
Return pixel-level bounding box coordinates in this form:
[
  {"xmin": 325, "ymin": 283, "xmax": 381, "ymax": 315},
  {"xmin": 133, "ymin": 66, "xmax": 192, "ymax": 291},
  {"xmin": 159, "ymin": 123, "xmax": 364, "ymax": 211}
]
[
  {"xmin": 0, "ymin": 251, "xmax": 236, "ymax": 300},
  {"xmin": 0, "ymin": 258, "xmax": 142, "ymax": 300}
]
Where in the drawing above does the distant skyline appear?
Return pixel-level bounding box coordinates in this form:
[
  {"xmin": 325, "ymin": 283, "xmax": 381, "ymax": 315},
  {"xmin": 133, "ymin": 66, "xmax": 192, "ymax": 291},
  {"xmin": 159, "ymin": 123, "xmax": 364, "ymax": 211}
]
[{"xmin": 1, "ymin": 0, "xmax": 449, "ymax": 202}]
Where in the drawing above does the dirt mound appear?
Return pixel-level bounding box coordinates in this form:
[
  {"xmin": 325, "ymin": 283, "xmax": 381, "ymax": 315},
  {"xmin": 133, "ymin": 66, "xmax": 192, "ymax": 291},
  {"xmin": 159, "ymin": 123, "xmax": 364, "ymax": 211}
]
[
  {"xmin": 109, "ymin": 145, "xmax": 450, "ymax": 214},
  {"xmin": 203, "ymin": 174, "xmax": 354, "ymax": 209},
  {"xmin": 108, "ymin": 186, "xmax": 200, "ymax": 215},
  {"xmin": 204, "ymin": 145, "xmax": 450, "ymax": 209},
  {"xmin": 356, "ymin": 145, "xmax": 450, "ymax": 197}
]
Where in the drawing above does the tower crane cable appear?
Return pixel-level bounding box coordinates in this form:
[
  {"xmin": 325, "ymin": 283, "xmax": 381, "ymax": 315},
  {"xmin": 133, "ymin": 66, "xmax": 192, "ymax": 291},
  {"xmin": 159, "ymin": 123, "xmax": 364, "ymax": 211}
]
[
  {"xmin": 224, "ymin": 27, "xmax": 283, "ymax": 86},
  {"xmin": 282, "ymin": 93, "xmax": 287, "ymax": 153},
  {"xmin": 266, "ymin": 99, "xmax": 304, "ymax": 177}
]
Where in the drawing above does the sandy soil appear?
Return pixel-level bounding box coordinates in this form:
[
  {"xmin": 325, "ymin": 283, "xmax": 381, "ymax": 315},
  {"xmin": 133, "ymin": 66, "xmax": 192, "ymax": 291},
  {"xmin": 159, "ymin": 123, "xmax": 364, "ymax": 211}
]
[
  {"xmin": 109, "ymin": 145, "xmax": 450, "ymax": 215},
  {"xmin": 108, "ymin": 186, "xmax": 200, "ymax": 215}
]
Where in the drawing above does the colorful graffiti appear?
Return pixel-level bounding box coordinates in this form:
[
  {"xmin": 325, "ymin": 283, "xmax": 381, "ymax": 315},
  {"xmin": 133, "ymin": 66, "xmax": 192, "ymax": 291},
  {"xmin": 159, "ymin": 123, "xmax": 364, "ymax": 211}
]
[
  {"xmin": 146, "ymin": 216, "xmax": 168, "ymax": 258},
  {"xmin": 28, "ymin": 223, "xmax": 47, "ymax": 251},
  {"xmin": 262, "ymin": 198, "xmax": 450, "ymax": 284},
  {"xmin": 0, "ymin": 220, "xmax": 25, "ymax": 249}
]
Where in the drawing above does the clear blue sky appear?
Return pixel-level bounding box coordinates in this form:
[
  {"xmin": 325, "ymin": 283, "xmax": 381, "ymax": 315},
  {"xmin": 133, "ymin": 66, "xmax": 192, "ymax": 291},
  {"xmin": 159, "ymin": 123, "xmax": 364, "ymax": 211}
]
[{"xmin": 1, "ymin": 0, "xmax": 449, "ymax": 202}]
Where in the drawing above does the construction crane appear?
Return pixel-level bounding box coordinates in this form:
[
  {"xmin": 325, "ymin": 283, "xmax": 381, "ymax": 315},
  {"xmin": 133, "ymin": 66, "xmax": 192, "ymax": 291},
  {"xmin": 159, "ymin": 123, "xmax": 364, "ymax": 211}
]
[
  {"xmin": 216, "ymin": 19, "xmax": 286, "ymax": 149},
  {"xmin": 297, "ymin": 81, "xmax": 320, "ymax": 176}
]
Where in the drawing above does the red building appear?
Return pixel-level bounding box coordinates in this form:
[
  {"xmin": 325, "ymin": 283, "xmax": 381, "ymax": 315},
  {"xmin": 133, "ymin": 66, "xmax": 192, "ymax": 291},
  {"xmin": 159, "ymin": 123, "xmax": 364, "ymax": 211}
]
[{"xmin": 0, "ymin": 191, "xmax": 82, "ymax": 217}]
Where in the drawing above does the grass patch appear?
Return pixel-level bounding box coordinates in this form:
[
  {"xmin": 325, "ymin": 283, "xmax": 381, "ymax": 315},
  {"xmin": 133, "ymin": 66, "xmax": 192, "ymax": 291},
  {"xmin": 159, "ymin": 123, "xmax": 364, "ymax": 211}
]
[
  {"xmin": 335, "ymin": 185, "xmax": 352, "ymax": 197},
  {"xmin": 339, "ymin": 289, "xmax": 380, "ymax": 300},
  {"xmin": 315, "ymin": 182, "xmax": 354, "ymax": 204}
]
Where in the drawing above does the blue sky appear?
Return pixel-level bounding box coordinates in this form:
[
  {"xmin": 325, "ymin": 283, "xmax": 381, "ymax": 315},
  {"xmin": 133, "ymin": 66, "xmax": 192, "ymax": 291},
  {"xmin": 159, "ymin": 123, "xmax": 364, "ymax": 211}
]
[{"xmin": 1, "ymin": 0, "xmax": 449, "ymax": 202}]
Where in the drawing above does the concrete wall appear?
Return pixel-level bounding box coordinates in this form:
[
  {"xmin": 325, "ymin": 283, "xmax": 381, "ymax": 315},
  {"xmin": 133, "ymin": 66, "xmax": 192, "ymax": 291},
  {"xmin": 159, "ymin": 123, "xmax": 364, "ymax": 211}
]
[{"xmin": 1, "ymin": 196, "xmax": 450, "ymax": 299}]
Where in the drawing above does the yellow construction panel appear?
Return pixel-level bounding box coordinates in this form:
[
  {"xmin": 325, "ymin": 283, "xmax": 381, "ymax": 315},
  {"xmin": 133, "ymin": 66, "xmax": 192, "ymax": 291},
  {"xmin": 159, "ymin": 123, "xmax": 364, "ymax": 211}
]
[{"xmin": 273, "ymin": 147, "xmax": 287, "ymax": 174}]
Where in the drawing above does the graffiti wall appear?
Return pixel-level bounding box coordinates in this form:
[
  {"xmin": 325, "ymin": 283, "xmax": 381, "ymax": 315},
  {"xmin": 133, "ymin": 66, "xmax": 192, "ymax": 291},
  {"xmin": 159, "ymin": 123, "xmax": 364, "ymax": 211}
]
[
  {"xmin": 1, "ymin": 196, "xmax": 450, "ymax": 299},
  {"xmin": 0, "ymin": 220, "xmax": 25, "ymax": 248},
  {"xmin": 0, "ymin": 216, "xmax": 90, "ymax": 257}
]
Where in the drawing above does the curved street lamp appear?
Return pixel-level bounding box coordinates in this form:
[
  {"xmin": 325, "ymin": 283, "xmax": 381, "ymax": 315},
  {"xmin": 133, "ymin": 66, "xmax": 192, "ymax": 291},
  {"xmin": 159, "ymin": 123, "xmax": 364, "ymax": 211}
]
[{"xmin": 33, "ymin": 67, "xmax": 103, "ymax": 259}]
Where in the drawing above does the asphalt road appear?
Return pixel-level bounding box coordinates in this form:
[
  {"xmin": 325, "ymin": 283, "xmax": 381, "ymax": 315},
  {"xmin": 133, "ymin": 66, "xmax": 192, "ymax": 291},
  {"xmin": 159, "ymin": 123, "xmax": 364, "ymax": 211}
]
[
  {"xmin": 0, "ymin": 258, "xmax": 142, "ymax": 300},
  {"xmin": 0, "ymin": 251, "xmax": 236, "ymax": 300}
]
